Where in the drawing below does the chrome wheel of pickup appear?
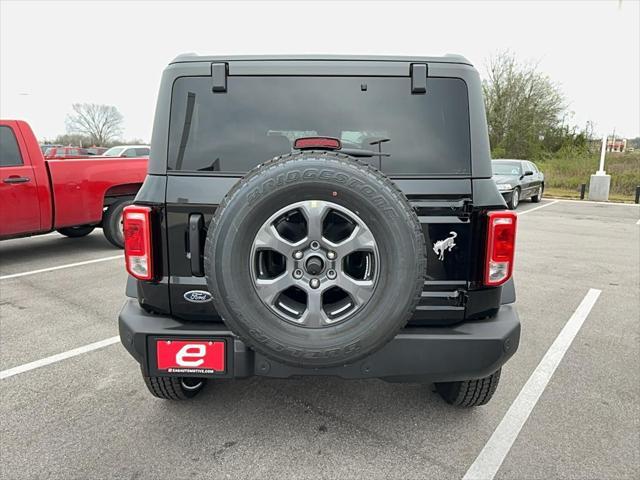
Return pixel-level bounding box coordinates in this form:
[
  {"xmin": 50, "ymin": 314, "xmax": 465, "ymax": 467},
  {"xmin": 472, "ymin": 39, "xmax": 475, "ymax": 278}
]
[{"xmin": 250, "ymin": 200, "xmax": 379, "ymax": 328}]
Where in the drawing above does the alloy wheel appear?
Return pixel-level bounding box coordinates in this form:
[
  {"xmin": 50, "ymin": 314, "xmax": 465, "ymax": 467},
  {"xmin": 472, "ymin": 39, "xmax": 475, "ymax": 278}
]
[{"xmin": 250, "ymin": 200, "xmax": 379, "ymax": 328}]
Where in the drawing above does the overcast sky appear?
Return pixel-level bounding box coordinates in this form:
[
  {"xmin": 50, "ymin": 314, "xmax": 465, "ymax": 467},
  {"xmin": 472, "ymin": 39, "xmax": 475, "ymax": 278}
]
[{"xmin": 1, "ymin": 0, "xmax": 638, "ymax": 142}]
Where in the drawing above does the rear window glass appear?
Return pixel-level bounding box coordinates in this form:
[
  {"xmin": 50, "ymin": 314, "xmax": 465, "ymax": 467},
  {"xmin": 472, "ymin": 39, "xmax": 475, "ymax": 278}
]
[{"xmin": 168, "ymin": 76, "xmax": 470, "ymax": 176}]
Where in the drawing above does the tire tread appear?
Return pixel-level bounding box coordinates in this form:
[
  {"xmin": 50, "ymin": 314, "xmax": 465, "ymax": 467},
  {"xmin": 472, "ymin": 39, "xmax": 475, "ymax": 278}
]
[
  {"xmin": 436, "ymin": 369, "xmax": 501, "ymax": 407},
  {"xmin": 103, "ymin": 198, "xmax": 133, "ymax": 248},
  {"xmin": 142, "ymin": 374, "xmax": 204, "ymax": 400}
]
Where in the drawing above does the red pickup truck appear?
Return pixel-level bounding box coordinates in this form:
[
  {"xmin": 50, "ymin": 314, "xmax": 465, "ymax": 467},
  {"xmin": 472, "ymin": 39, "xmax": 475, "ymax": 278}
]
[{"xmin": 0, "ymin": 120, "xmax": 147, "ymax": 248}]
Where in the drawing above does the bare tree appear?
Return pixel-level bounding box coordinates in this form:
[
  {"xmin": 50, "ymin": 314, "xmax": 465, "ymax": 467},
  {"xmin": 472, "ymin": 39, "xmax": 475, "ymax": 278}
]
[
  {"xmin": 65, "ymin": 103, "xmax": 124, "ymax": 146},
  {"xmin": 482, "ymin": 51, "xmax": 566, "ymax": 159}
]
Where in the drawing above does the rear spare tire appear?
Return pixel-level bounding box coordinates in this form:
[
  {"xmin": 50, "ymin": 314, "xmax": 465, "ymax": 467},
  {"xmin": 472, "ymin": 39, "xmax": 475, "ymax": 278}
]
[{"xmin": 204, "ymin": 152, "xmax": 426, "ymax": 368}]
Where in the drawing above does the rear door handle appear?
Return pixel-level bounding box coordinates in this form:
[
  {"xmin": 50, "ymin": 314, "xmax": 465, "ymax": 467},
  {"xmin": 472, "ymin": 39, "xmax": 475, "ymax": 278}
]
[{"xmin": 3, "ymin": 176, "xmax": 30, "ymax": 184}]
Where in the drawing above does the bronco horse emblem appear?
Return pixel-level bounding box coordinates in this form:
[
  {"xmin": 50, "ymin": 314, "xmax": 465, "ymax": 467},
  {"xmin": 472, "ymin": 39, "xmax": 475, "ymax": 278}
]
[{"xmin": 433, "ymin": 231, "xmax": 458, "ymax": 260}]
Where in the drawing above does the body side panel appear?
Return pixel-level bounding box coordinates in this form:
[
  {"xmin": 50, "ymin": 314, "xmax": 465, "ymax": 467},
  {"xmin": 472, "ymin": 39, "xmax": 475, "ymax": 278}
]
[{"xmin": 46, "ymin": 157, "xmax": 147, "ymax": 227}]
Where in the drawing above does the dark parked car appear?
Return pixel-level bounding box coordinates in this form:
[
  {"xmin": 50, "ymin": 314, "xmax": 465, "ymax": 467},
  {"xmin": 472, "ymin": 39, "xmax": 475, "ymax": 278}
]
[
  {"xmin": 492, "ymin": 159, "xmax": 544, "ymax": 209},
  {"xmin": 119, "ymin": 54, "xmax": 520, "ymax": 407},
  {"xmin": 87, "ymin": 146, "xmax": 109, "ymax": 156},
  {"xmin": 40, "ymin": 143, "xmax": 62, "ymax": 154},
  {"xmin": 43, "ymin": 146, "xmax": 91, "ymax": 160}
]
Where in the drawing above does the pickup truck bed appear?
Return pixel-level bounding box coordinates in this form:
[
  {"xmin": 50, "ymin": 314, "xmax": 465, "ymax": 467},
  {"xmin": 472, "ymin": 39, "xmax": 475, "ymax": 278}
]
[{"xmin": 45, "ymin": 157, "xmax": 147, "ymax": 228}]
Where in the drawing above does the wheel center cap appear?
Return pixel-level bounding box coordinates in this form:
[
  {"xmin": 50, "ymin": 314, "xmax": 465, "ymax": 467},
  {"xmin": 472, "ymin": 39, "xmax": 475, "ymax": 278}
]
[{"xmin": 305, "ymin": 255, "xmax": 324, "ymax": 275}]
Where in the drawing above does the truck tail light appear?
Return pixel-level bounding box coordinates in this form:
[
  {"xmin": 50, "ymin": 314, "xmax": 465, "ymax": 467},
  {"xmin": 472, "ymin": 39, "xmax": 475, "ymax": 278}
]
[
  {"xmin": 123, "ymin": 205, "xmax": 153, "ymax": 281},
  {"xmin": 484, "ymin": 211, "xmax": 517, "ymax": 286}
]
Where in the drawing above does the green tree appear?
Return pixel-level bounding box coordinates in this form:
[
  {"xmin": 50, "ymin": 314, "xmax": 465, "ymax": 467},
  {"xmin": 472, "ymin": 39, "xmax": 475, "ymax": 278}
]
[{"xmin": 482, "ymin": 51, "xmax": 567, "ymax": 159}]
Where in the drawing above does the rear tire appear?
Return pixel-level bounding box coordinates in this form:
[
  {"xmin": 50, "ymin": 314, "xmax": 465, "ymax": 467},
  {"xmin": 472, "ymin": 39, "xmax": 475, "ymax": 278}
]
[
  {"xmin": 103, "ymin": 198, "xmax": 133, "ymax": 248},
  {"xmin": 435, "ymin": 369, "xmax": 501, "ymax": 407},
  {"xmin": 142, "ymin": 372, "xmax": 207, "ymax": 400},
  {"xmin": 56, "ymin": 226, "xmax": 95, "ymax": 238},
  {"xmin": 507, "ymin": 188, "xmax": 520, "ymax": 209},
  {"xmin": 531, "ymin": 185, "xmax": 543, "ymax": 203}
]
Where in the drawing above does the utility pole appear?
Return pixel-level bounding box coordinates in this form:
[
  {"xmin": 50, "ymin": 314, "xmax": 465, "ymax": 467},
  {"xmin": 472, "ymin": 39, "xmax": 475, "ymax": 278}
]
[
  {"xmin": 589, "ymin": 131, "xmax": 612, "ymax": 201},
  {"xmin": 598, "ymin": 136, "xmax": 607, "ymax": 174},
  {"xmin": 610, "ymin": 127, "xmax": 616, "ymax": 153}
]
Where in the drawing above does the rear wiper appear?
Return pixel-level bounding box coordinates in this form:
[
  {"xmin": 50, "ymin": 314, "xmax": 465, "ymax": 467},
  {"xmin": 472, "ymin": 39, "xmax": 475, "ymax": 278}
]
[
  {"xmin": 339, "ymin": 148, "xmax": 391, "ymax": 158},
  {"xmin": 343, "ymin": 138, "xmax": 391, "ymax": 170}
]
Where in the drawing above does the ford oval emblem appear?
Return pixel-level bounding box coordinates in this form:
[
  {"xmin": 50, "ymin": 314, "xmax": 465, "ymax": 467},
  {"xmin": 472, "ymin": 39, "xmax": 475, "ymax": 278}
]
[{"xmin": 183, "ymin": 290, "xmax": 213, "ymax": 303}]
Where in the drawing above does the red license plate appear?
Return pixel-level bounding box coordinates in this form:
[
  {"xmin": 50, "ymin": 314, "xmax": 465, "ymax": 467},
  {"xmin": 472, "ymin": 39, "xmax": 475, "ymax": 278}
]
[{"xmin": 156, "ymin": 339, "xmax": 225, "ymax": 373}]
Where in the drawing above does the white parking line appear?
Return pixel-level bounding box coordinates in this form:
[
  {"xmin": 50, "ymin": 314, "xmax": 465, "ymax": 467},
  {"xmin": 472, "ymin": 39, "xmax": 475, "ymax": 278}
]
[
  {"xmin": 462, "ymin": 288, "xmax": 602, "ymax": 480},
  {"xmin": 0, "ymin": 255, "xmax": 123, "ymax": 280},
  {"xmin": 636, "ymin": 218, "xmax": 640, "ymax": 225},
  {"xmin": 553, "ymin": 198, "xmax": 639, "ymax": 207},
  {"xmin": 0, "ymin": 336, "xmax": 120, "ymax": 380},
  {"xmin": 518, "ymin": 200, "xmax": 559, "ymax": 215}
]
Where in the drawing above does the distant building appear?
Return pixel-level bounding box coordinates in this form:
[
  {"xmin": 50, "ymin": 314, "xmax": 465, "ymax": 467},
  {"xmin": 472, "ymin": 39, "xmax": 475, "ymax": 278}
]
[{"xmin": 606, "ymin": 137, "xmax": 627, "ymax": 153}]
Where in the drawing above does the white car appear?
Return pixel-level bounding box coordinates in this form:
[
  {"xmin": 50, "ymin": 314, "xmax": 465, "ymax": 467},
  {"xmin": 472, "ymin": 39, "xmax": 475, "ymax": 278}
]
[{"xmin": 101, "ymin": 145, "xmax": 150, "ymax": 158}]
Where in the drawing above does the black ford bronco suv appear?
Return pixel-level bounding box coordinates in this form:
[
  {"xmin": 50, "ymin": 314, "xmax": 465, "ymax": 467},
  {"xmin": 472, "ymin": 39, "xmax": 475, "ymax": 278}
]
[{"xmin": 118, "ymin": 54, "xmax": 520, "ymax": 407}]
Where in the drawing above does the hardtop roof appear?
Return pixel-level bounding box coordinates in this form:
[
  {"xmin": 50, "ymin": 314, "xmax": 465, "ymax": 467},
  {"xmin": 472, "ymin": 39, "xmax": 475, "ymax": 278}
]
[{"xmin": 170, "ymin": 53, "xmax": 472, "ymax": 66}]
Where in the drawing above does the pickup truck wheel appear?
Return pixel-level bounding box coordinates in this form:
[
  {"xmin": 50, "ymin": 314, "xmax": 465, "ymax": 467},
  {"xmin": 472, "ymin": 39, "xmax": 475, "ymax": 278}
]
[
  {"xmin": 142, "ymin": 372, "xmax": 207, "ymax": 400},
  {"xmin": 435, "ymin": 369, "xmax": 501, "ymax": 407},
  {"xmin": 56, "ymin": 226, "xmax": 95, "ymax": 238},
  {"xmin": 103, "ymin": 198, "xmax": 132, "ymax": 248},
  {"xmin": 205, "ymin": 152, "xmax": 426, "ymax": 368}
]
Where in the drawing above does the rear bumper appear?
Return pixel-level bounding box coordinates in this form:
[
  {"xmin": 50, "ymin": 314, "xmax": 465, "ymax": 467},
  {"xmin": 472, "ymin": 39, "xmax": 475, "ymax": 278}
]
[{"xmin": 119, "ymin": 299, "xmax": 520, "ymax": 383}]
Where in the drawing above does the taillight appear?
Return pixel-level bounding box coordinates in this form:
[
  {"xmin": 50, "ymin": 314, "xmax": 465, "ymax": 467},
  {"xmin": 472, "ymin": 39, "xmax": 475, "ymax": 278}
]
[
  {"xmin": 484, "ymin": 211, "xmax": 517, "ymax": 286},
  {"xmin": 123, "ymin": 205, "xmax": 153, "ymax": 281},
  {"xmin": 293, "ymin": 136, "xmax": 342, "ymax": 150}
]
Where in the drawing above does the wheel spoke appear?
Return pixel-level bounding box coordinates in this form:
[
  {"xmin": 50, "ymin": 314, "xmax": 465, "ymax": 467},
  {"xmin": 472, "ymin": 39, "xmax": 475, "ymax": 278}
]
[
  {"xmin": 254, "ymin": 224, "xmax": 300, "ymax": 257},
  {"xmin": 335, "ymin": 272, "xmax": 375, "ymax": 307},
  {"xmin": 254, "ymin": 273, "xmax": 295, "ymax": 306},
  {"xmin": 300, "ymin": 289, "xmax": 330, "ymax": 327},
  {"xmin": 299, "ymin": 201, "xmax": 329, "ymax": 241},
  {"xmin": 330, "ymin": 225, "xmax": 376, "ymax": 258}
]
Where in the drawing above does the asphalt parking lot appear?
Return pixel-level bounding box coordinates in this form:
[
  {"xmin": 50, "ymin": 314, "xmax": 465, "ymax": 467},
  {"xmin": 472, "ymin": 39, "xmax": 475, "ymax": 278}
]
[{"xmin": 1, "ymin": 199, "xmax": 638, "ymax": 480}]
